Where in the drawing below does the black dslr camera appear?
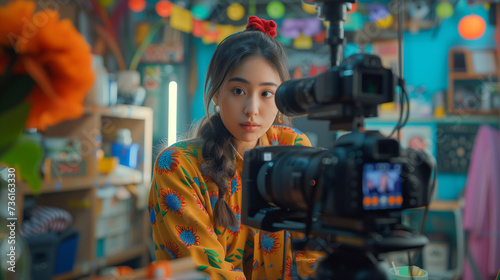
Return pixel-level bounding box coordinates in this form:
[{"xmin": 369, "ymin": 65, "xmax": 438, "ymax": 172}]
[
  {"xmin": 241, "ymin": 1, "xmax": 435, "ymax": 279},
  {"xmin": 276, "ymin": 54, "xmax": 395, "ymax": 130}
]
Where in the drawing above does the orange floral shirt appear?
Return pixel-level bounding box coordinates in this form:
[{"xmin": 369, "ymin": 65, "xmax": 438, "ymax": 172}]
[{"xmin": 149, "ymin": 125, "xmax": 322, "ymax": 279}]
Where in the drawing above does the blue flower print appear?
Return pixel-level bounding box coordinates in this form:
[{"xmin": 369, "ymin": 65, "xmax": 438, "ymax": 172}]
[{"xmin": 156, "ymin": 148, "xmax": 180, "ymax": 175}]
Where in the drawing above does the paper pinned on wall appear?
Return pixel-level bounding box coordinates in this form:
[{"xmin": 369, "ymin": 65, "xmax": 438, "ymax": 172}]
[
  {"xmin": 216, "ymin": 24, "xmax": 237, "ymax": 44},
  {"xmin": 471, "ymin": 50, "xmax": 496, "ymax": 74},
  {"xmin": 202, "ymin": 22, "xmax": 219, "ymax": 44},
  {"xmin": 293, "ymin": 33, "xmax": 313, "ymax": 49}
]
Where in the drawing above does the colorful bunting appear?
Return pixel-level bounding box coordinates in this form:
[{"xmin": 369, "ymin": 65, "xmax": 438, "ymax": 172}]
[
  {"xmin": 132, "ymin": 0, "xmax": 328, "ymax": 47},
  {"xmin": 192, "ymin": 18, "xmax": 205, "ymax": 38},
  {"xmin": 170, "ymin": 4, "xmax": 193, "ymax": 33},
  {"xmin": 293, "ymin": 33, "xmax": 313, "ymax": 49},
  {"xmin": 216, "ymin": 24, "xmax": 238, "ymax": 44}
]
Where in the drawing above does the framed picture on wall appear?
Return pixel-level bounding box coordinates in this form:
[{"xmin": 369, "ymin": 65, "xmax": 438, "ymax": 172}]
[{"xmin": 135, "ymin": 22, "xmax": 184, "ymax": 64}]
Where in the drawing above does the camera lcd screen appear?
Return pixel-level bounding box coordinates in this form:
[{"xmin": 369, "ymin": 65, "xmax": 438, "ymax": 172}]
[
  {"xmin": 362, "ymin": 163, "xmax": 402, "ymax": 210},
  {"xmin": 361, "ymin": 73, "xmax": 383, "ymax": 95}
]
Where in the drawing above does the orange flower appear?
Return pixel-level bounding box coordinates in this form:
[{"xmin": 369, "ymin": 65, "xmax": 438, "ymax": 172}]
[{"xmin": 0, "ymin": 0, "xmax": 94, "ymax": 130}]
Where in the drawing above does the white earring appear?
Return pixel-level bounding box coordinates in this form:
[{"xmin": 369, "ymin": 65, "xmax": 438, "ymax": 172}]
[{"xmin": 214, "ymin": 104, "xmax": 220, "ymax": 113}]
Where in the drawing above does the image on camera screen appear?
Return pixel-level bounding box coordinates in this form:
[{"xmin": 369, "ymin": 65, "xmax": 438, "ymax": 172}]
[{"xmin": 362, "ymin": 163, "xmax": 403, "ymax": 210}]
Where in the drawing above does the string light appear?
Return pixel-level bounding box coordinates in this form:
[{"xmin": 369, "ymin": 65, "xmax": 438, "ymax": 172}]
[
  {"xmin": 128, "ymin": 0, "xmax": 145, "ymax": 12},
  {"xmin": 458, "ymin": 15, "xmax": 486, "ymax": 40},
  {"xmin": 156, "ymin": 0, "xmax": 173, "ymax": 18}
]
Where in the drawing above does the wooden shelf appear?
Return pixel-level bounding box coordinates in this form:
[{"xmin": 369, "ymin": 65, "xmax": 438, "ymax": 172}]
[
  {"xmin": 448, "ymin": 109, "xmax": 499, "ymax": 115},
  {"xmin": 84, "ymin": 105, "xmax": 153, "ymax": 120},
  {"xmin": 15, "ymin": 105, "xmax": 153, "ymax": 280},
  {"xmin": 98, "ymin": 246, "xmax": 145, "ymax": 267},
  {"xmin": 449, "ymin": 72, "xmax": 497, "ymax": 80},
  {"xmin": 448, "ymin": 48, "xmax": 499, "ymax": 115},
  {"xmin": 20, "ymin": 167, "xmax": 145, "ymax": 195},
  {"xmin": 20, "ymin": 178, "xmax": 93, "ymax": 195},
  {"xmin": 429, "ymin": 200, "xmax": 463, "ymax": 211},
  {"xmin": 101, "ymin": 105, "xmax": 153, "ymax": 120},
  {"xmin": 52, "ymin": 246, "xmax": 145, "ymax": 280},
  {"xmin": 368, "ymin": 115, "xmax": 499, "ymax": 124}
]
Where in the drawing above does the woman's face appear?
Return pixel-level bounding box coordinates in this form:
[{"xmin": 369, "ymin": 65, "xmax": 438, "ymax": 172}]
[
  {"xmin": 379, "ymin": 174, "xmax": 388, "ymax": 191},
  {"xmin": 214, "ymin": 55, "xmax": 281, "ymax": 153}
]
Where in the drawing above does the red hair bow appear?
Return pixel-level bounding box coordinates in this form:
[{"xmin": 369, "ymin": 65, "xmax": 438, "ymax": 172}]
[{"xmin": 246, "ymin": 16, "xmax": 277, "ymax": 38}]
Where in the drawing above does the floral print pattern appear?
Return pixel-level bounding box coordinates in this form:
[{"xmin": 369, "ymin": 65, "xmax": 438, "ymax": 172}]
[
  {"xmin": 176, "ymin": 225, "xmax": 200, "ymax": 248},
  {"xmin": 259, "ymin": 232, "xmax": 281, "ymax": 255},
  {"xmin": 156, "ymin": 147, "xmax": 180, "ymax": 175},
  {"xmin": 150, "ymin": 126, "xmax": 320, "ymax": 279},
  {"xmin": 160, "ymin": 188, "xmax": 185, "ymax": 216},
  {"xmin": 163, "ymin": 240, "xmax": 182, "ymax": 259}
]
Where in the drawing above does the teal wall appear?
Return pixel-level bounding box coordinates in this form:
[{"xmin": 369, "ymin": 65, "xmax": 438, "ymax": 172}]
[
  {"xmin": 403, "ymin": 0, "xmax": 496, "ymax": 95},
  {"xmin": 191, "ymin": 38, "xmax": 217, "ymax": 124}
]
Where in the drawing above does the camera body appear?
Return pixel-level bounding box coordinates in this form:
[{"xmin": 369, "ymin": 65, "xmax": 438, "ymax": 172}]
[
  {"xmin": 242, "ymin": 131, "xmax": 433, "ymax": 236},
  {"xmin": 276, "ymin": 54, "xmax": 395, "ymax": 130}
]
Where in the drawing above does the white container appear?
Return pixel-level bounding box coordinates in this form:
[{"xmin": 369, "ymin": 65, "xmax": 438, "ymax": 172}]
[
  {"xmin": 85, "ymin": 55, "xmax": 109, "ymax": 106},
  {"xmin": 116, "ymin": 70, "xmax": 140, "ymax": 94},
  {"xmin": 422, "ymin": 241, "xmax": 450, "ymax": 272},
  {"xmin": 96, "ymin": 186, "xmax": 132, "ymax": 217},
  {"xmin": 95, "ymin": 214, "xmax": 131, "ymax": 239}
]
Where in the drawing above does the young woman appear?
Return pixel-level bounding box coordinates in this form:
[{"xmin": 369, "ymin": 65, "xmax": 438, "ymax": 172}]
[{"xmin": 149, "ymin": 16, "xmax": 320, "ymax": 279}]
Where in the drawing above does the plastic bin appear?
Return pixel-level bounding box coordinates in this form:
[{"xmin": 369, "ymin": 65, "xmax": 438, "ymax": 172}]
[
  {"xmin": 54, "ymin": 228, "xmax": 79, "ymax": 275},
  {"xmin": 26, "ymin": 232, "xmax": 58, "ymax": 280}
]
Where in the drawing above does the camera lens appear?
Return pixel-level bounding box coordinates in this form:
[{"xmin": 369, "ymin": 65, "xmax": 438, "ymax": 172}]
[
  {"xmin": 257, "ymin": 148, "xmax": 328, "ymax": 211},
  {"xmin": 276, "ymin": 78, "xmax": 316, "ymax": 116}
]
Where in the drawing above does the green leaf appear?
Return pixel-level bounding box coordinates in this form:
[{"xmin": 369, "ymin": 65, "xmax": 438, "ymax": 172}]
[
  {"xmin": 235, "ymin": 255, "xmax": 242, "ymax": 260},
  {"xmin": 199, "ymin": 181, "xmax": 207, "ymax": 196},
  {"xmin": 185, "ymin": 150, "xmax": 197, "ymax": 161},
  {"xmin": 161, "ymin": 210, "xmax": 167, "ymax": 217},
  {"xmin": 246, "ymin": 240, "xmax": 254, "ymax": 249},
  {"xmin": 225, "ymin": 258, "xmax": 235, "ymax": 263},
  {"xmin": 227, "ymin": 254, "xmax": 234, "ymax": 258},
  {"xmin": 218, "ymin": 273, "xmax": 227, "ymax": 280},
  {"xmin": 155, "ymin": 180, "xmax": 160, "ymax": 197},
  {"xmin": 181, "ymin": 166, "xmax": 192, "ymax": 181},
  {"xmin": 184, "ymin": 156, "xmax": 193, "ymax": 165},
  {"xmin": 197, "ymin": 265, "xmax": 209, "ymax": 271},
  {"xmin": 215, "ymin": 228, "xmax": 223, "ymax": 235},
  {"xmin": 204, "ymin": 248, "xmax": 219, "ymax": 257},
  {"xmin": 237, "ymin": 249, "xmax": 244, "ymax": 255},
  {"xmin": 294, "ymin": 137, "xmax": 303, "ymax": 146},
  {"xmin": 208, "ymin": 258, "xmax": 221, "ymax": 269},
  {"xmin": 191, "ymin": 148, "xmax": 199, "ymax": 159},
  {"xmin": 179, "ymin": 178, "xmax": 191, "ymax": 188},
  {"xmin": 0, "ymin": 133, "xmax": 42, "ymax": 193},
  {"xmin": 0, "ymin": 74, "xmax": 35, "ymax": 115},
  {"xmin": 0, "ymin": 102, "xmax": 30, "ymax": 155},
  {"xmin": 208, "ymin": 255, "xmax": 222, "ymax": 263}
]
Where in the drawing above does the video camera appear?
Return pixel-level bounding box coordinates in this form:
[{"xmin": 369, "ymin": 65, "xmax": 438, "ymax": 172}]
[
  {"xmin": 241, "ymin": 1, "xmax": 435, "ymax": 279},
  {"xmin": 276, "ymin": 54, "xmax": 395, "ymax": 130}
]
